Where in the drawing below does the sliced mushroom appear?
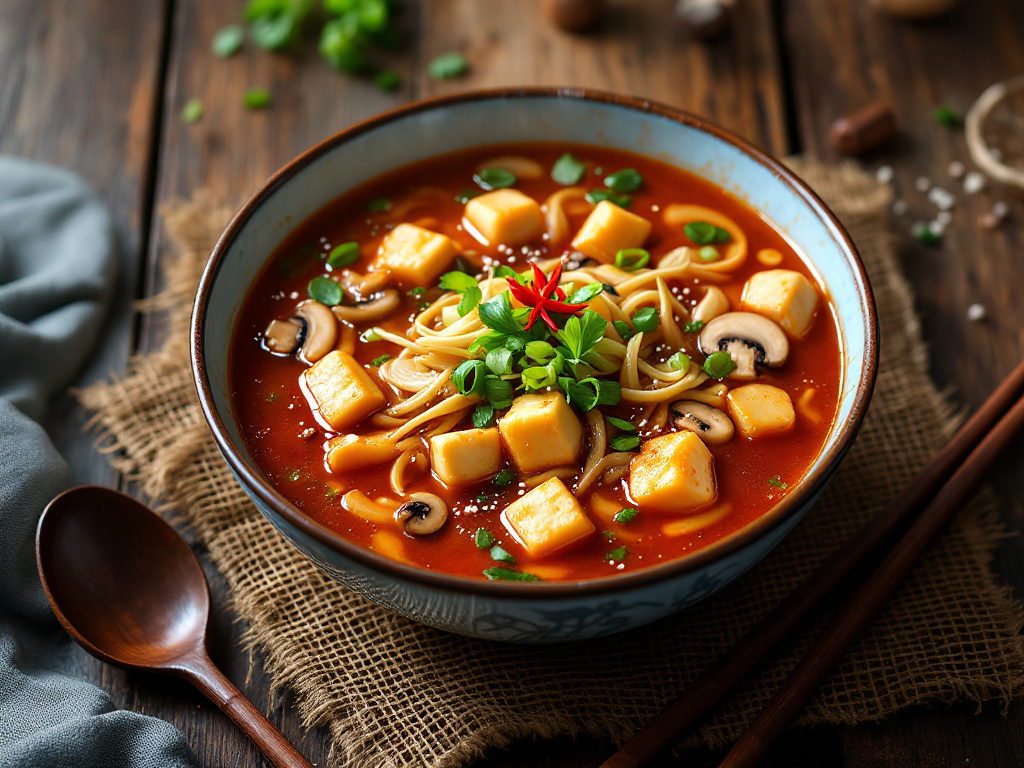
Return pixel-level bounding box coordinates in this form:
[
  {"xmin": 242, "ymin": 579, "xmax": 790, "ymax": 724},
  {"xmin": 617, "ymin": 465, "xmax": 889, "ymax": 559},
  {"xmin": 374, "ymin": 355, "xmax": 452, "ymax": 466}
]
[
  {"xmin": 670, "ymin": 400, "xmax": 734, "ymax": 444},
  {"xmin": 692, "ymin": 286, "xmax": 730, "ymax": 324},
  {"xmin": 331, "ymin": 289, "xmax": 402, "ymax": 323},
  {"xmin": 698, "ymin": 311, "xmax": 789, "ymax": 379},
  {"xmin": 264, "ymin": 318, "xmax": 304, "ymax": 354},
  {"xmin": 394, "ymin": 492, "xmax": 448, "ymax": 536},
  {"xmin": 339, "ymin": 269, "xmax": 391, "ymax": 298},
  {"xmin": 293, "ymin": 301, "xmax": 337, "ymax": 364}
]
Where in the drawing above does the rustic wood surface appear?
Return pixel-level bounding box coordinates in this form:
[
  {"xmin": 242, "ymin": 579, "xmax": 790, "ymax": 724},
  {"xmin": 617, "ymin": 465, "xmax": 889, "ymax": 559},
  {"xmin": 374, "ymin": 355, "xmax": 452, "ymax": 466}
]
[{"xmin": 2, "ymin": 0, "xmax": 1023, "ymax": 766}]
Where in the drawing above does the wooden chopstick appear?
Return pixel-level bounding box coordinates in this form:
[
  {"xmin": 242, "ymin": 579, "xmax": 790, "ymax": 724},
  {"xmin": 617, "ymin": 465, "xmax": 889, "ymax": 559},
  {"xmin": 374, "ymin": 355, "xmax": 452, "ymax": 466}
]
[
  {"xmin": 601, "ymin": 357, "xmax": 1024, "ymax": 768},
  {"xmin": 719, "ymin": 381, "xmax": 1024, "ymax": 768}
]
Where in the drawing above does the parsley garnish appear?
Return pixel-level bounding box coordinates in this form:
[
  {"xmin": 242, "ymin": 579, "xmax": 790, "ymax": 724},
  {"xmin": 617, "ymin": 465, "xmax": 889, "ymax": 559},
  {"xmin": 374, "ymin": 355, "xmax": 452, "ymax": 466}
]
[
  {"xmin": 489, "ymin": 545, "xmax": 516, "ymax": 564},
  {"xmin": 552, "ymin": 153, "xmax": 587, "ymax": 185},
  {"xmin": 483, "ymin": 567, "xmax": 541, "ymax": 582},
  {"xmin": 474, "ymin": 528, "xmax": 495, "ymax": 549},
  {"xmin": 769, "ymin": 476, "xmax": 788, "ymax": 490},
  {"xmin": 472, "ymin": 404, "xmax": 495, "ymax": 428},
  {"xmin": 370, "ymin": 354, "xmax": 390, "ymax": 367},
  {"xmin": 614, "ymin": 508, "xmax": 638, "ymax": 523},
  {"xmin": 605, "ymin": 545, "xmax": 627, "ymax": 562}
]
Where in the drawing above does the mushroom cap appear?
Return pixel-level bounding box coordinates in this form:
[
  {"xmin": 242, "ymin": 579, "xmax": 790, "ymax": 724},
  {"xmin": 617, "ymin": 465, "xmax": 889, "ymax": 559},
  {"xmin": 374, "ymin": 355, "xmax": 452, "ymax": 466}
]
[
  {"xmin": 395, "ymin": 492, "xmax": 448, "ymax": 536},
  {"xmin": 697, "ymin": 311, "xmax": 789, "ymax": 378},
  {"xmin": 292, "ymin": 300, "xmax": 338, "ymax": 364},
  {"xmin": 331, "ymin": 289, "xmax": 402, "ymax": 323},
  {"xmin": 263, "ymin": 318, "xmax": 304, "ymax": 355},
  {"xmin": 670, "ymin": 399, "xmax": 735, "ymax": 444}
]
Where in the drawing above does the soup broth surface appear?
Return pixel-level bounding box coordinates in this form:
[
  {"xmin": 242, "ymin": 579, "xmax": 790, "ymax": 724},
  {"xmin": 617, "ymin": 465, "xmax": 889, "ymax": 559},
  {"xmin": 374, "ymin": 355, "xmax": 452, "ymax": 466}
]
[{"xmin": 230, "ymin": 143, "xmax": 842, "ymax": 583}]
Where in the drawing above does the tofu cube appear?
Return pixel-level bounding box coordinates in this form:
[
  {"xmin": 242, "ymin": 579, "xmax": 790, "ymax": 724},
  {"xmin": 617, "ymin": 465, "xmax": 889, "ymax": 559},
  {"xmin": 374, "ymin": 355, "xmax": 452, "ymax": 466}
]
[
  {"xmin": 464, "ymin": 189, "xmax": 544, "ymax": 247},
  {"xmin": 376, "ymin": 223, "xmax": 457, "ymax": 287},
  {"xmin": 741, "ymin": 269, "xmax": 820, "ymax": 338},
  {"xmin": 327, "ymin": 432, "xmax": 399, "ymax": 473},
  {"xmin": 726, "ymin": 383, "xmax": 796, "ymax": 438},
  {"xmin": 429, "ymin": 427, "xmax": 503, "ymax": 486},
  {"xmin": 503, "ymin": 477, "xmax": 595, "ymax": 557},
  {"xmin": 497, "ymin": 393, "xmax": 583, "ymax": 475},
  {"xmin": 571, "ymin": 200, "xmax": 652, "ymax": 263},
  {"xmin": 628, "ymin": 431, "xmax": 717, "ymax": 515},
  {"xmin": 303, "ymin": 350, "xmax": 386, "ymax": 431}
]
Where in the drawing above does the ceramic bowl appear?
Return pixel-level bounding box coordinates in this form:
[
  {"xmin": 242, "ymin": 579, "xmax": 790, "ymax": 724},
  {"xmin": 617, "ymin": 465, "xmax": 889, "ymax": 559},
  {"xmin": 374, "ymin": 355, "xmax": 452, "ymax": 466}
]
[{"xmin": 192, "ymin": 88, "xmax": 877, "ymax": 643}]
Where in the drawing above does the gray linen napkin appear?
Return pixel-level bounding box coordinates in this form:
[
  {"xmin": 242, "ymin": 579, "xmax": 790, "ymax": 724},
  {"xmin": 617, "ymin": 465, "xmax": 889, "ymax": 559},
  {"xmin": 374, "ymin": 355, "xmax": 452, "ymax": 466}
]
[{"xmin": 0, "ymin": 156, "xmax": 197, "ymax": 767}]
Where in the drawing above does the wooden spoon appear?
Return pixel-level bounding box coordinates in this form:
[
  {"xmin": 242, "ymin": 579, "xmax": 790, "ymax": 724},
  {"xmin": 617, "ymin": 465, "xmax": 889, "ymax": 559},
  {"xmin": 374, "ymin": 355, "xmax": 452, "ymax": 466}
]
[{"xmin": 35, "ymin": 485, "xmax": 313, "ymax": 768}]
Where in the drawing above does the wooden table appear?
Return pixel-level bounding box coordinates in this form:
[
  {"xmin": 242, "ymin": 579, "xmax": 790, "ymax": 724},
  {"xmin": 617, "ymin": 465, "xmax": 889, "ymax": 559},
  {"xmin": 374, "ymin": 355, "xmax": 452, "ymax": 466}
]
[{"xmin": 3, "ymin": 0, "xmax": 1022, "ymax": 765}]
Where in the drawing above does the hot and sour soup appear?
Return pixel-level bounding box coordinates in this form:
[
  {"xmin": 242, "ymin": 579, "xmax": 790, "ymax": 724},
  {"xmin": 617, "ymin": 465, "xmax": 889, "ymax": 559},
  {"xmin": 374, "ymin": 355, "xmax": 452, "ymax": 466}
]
[{"xmin": 230, "ymin": 143, "xmax": 841, "ymax": 583}]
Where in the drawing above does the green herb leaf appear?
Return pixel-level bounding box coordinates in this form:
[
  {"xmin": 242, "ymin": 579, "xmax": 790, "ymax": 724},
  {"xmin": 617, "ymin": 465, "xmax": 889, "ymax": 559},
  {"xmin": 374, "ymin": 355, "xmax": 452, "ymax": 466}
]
[
  {"xmin": 912, "ymin": 221, "xmax": 942, "ymax": 246},
  {"xmin": 604, "ymin": 168, "xmax": 643, "ymax": 194},
  {"xmin": 472, "ymin": 403, "xmax": 495, "ymax": 428},
  {"xmin": 328, "ymin": 241, "xmax": 361, "ymax": 268},
  {"xmin": 307, "ymin": 276, "xmax": 343, "ymax": 306},
  {"xmin": 713, "ymin": 227, "xmax": 732, "ymax": 244},
  {"xmin": 374, "ymin": 69, "xmax": 401, "ymax": 92},
  {"xmin": 703, "ymin": 351, "xmax": 737, "ymax": 379},
  {"xmin": 632, "ymin": 307, "xmax": 659, "ymax": 333},
  {"xmin": 181, "ymin": 98, "xmax": 203, "ymax": 124},
  {"xmin": 428, "ymin": 51, "xmax": 469, "ymax": 80},
  {"xmin": 489, "ymin": 545, "xmax": 516, "ymax": 564},
  {"xmin": 568, "ymin": 282, "xmax": 605, "ymax": 304},
  {"xmin": 485, "ymin": 347, "xmax": 514, "ymax": 375},
  {"xmin": 684, "ymin": 320, "xmax": 705, "ymax": 333},
  {"xmin": 933, "ymin": 105, "xmax": 959, "ymax": 127},
  {"xmin": 250, "ymin": 14, "xmax": 300, "ymax": 51},
  {"xmin": 440, "ymin": 271, "xmax": 479, "ymax": 293},
  {"xmin": 483, "ymin": 375, "xmax": 513, "ymax": 406},
  {"xmin": 212, "ymin": 24, "xmax": 245, "ymax": 57},
  {"xmin": 614, "ymin": 507, "xmax": 638, "ymax": 523},
  {"xmin": 525, "ymin": 340, "xmax": 556, "ymax": 363},
  {"xmin": 493, "ymin": 468, "xmax": 516, "ymax": 487},
  {"xmin": 483, "ymin": 567, "xmax": 541, "ymax": 582},
  {"xmin": 605, "ymin": 545, "xmax": 627, "ymax": 562},
  {"xmin": 556, "ymin": 310, "xmax": 608, "ymax": 361},
  {"xmin": 615, "ymin": 248, "xmax": 650, "ymax": 271},
  {"xmin": 606, "ymin": 416, "xmax": 636, "ymax": 432},
  {"xmin": 612, "ymin": 320, "xmax": 634, "ymax": 340},
  {"xmin": 319, "ymin": 17, "xmax": 369, "ymax": 72},
  {"xmin": 666, "ymin": 351, "xmax": 691, "ymax": 373},
  {"xmin": 768, "ymin": 475, "xmax": 789, "ymax": 490},
  {"xmin": 564, "ymin": 377, "xmax": 620, "ymax": 410},
  {"xmin": 522, "ymin": 364, "xmax": 557, "ymax": 390},
  {"xmin": 551, "ymin": 153, "xmax": 587, "ymax": 185},
  {"xmin": 408, "ymin": 287, "xmax": 426, "ymax": 297},
  {"xmin": 242, "ymin": 87, "xmax": 272, "ymax": 109},
  {"xmin": 585, "ymin": 189, "xmax": 632, "ymax": 208},
  {"xmin": 455, "ymin": 189, "xmax": 480, "ymax": 204},
  {"xmin": 684, "ymin": 221, "xmax": 716, "ymax": 245},
  {"xmin": 474, "ymin": 528, "xmax": 495, "ymax": 549},
  {"xmin": 603, "ymin": 530, "xmax": 616, "ymax": 542},
  {"xmin": 698, "ymin": 245, "xmax": 720, "ymax": 262},
  {"xmin": 458, "ymin": 286, "xmax": 482, "ymax": 317},
  {"xmin": 474, "ymin": 168, "xmax": 517, "ymax": 190},
  {"xmin": 610, "ymin": 434, "xmax": 641, "ymax": 451},
  {"xmin": 367, "ymin": 197, "xmax": 392, "ymax": 213},
  {"xmin": 479, "ymin": 292, "xmax": 526, "ymax": 336},
  {"xmin": 370, "ymin": 353, "xmax": 391, "ymax": 367},
  {"xmin": 453, "ymin": 359, "xmax": 487, "ymax": 396}
]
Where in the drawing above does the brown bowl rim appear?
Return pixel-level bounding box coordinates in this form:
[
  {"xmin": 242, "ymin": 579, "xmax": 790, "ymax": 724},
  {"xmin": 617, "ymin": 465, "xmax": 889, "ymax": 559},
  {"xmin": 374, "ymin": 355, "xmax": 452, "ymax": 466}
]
[{"xmin": 191, "ymin": 86, "xmax": 879, "ymax": 599}]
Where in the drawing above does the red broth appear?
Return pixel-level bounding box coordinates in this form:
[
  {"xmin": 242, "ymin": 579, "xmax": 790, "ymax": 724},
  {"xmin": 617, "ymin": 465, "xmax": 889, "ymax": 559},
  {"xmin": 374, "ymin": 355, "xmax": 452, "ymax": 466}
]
[{"xmin": 230, "ymin": 143, "xmax": 841, "ymax": 582}]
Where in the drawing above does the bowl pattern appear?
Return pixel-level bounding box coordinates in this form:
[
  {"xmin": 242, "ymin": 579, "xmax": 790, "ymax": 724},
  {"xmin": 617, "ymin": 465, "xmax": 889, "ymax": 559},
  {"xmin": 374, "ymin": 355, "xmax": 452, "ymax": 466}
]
[{"xmin": 193, "ymin": 89, "xmax": 876, "ymax": 643}]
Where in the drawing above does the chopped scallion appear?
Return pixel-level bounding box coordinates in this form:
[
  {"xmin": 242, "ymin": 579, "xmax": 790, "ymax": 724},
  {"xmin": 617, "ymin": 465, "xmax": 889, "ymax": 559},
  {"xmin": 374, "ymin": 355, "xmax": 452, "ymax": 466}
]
[
  {"xmin": 492, "ymin": 468, "xmax": 516, "ymax": 487},
  {"xmin": 328, "ymin": 241, "xmax": 361, "ymax": 268},
  {"xmin": 703, "ymin": 351, "xmax": 737, "ymax": 379},
  {"xmin": 474, "ymin": 167, "xmax": 517, "ymax": 190},
  {"xmin": 242, "ymin": 87, "xmax": 272, "ymax": 109},
  {"xmin": 370, "ymin": 354, "xmax": 390, "ymax": 367},
  {"xmin": 606, "ymin": 416, "xmax": 636, "ymax": 432},
  {"xmin": 684, "ymin": 320, "xmax": 705, "ymax": 333},
  {"xmin": 615, "ymin": 248, "xmax": 650, "ymax": 271},
  {"xmin": 307, "ymin": 276, "xmax": 344, "ymax": 306},
  {"xmin": 474, "ymin": 528, "xmax": 495, "ymax": 549},
  {"xmin": 489, "ymin": 545, "xmax": 515, "ymax": 564},
  {"xmin": 604, "ymin": 168, "xmax": 643, "ymax": 193},
  {"xmin": 614, "ymin": 507, "xmax": 638, "ymax": 523},
  {"xmin": 631, "ymin": 307, "xmax": 659, "ymax": 333},
  {"xmin": 551, "ymin": 153, "xmax": 587, "ymax": 185},
  {"xmin": 610, "ymin": 434, "xmax": 641, "ymax": 451}
]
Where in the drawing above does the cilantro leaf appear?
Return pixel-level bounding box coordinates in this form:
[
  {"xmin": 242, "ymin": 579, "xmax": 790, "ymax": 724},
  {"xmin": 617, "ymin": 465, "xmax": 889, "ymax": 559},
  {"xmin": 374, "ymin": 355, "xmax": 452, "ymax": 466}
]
[
  {"xmin": 472, "ymin": 404, "xmax": 495, "ymax": 428},
  {"xmin": 458, "ymin": 286, "xmax": 482, "ymax": 317},
  {"xmin": 478, "ymin": 292, "xmax": 526, "ymax": 336},
  {"xmin": 568, "ymin": 282, "xmax": 604, "ymax": 304},
  {"xmin": 474, "ymin": 528, "xmax": 495, "ymax": 548},
  {"xmin": 556, "ymin": 310, "xmax": 607, "ymax": 360},
  {"xmin": 483, "ymin": 567, "xmax": 541, "ymax": 582},
  {"xmin": 440, "ymin": 271, "xmax": 479, "ymax": 292}
]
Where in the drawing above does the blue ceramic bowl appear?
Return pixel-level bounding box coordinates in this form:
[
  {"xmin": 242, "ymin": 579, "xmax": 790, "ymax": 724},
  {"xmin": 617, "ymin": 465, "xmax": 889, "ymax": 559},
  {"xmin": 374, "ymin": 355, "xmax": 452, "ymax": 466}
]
[{"xmin": 192, "ymin": 89, "xmax": 877, "ymax": 643}]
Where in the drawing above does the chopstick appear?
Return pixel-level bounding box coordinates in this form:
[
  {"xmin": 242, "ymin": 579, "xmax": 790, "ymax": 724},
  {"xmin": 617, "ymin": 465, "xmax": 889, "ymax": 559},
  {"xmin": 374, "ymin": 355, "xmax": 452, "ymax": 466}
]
[{"xmin": 601, "ymin": 357, "xmax": 1024, "ymax": 768}]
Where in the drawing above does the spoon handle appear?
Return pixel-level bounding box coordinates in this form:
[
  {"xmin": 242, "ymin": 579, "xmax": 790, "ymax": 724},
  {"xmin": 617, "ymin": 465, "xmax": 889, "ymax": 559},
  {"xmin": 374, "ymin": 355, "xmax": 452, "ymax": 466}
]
[{"xmin": 185, "ymin": 653, "xmax": 314, "ymax": 768}]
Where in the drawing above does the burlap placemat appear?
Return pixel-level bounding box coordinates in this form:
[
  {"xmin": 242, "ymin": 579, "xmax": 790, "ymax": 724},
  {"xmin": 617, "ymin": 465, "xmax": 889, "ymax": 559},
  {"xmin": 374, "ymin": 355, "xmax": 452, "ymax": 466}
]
[{"xmin": 79, "ymin": 160, "xmax": 1024, "ymax": 768}]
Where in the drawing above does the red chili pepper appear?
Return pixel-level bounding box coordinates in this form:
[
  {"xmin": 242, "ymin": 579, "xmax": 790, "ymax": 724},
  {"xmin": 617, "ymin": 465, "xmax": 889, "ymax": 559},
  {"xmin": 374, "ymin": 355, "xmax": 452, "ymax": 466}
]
[{"xmin": 506, "ymin": 260, "xmax": 588, "ymax": 331}]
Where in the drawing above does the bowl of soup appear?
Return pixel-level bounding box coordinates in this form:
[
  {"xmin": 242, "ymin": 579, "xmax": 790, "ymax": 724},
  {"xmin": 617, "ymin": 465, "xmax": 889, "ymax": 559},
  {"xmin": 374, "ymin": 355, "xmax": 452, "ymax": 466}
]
[{"xmin": 192, "ymin": 88, "xmax": 877, "ymax": 643}]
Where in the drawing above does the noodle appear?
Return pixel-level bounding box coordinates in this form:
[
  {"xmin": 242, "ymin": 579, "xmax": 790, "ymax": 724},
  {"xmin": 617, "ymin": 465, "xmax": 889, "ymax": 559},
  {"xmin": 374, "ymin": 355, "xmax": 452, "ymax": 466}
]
[
  {"xmin": 541, "ymin": 187, "xmax": 590, "ymax": 243},
  {"xmin": 576, "ymin": 452, "xmax": 634, "ymax": 496},
  {"xmin": 343, "ymin": 490, "xmax": 398, "ymax": 525},
  {"xmin": 662, "ymin": 205, "xmax": 748, "ymax": 280},
  {"xmin": 524, "ymin": 467, "xmax": 578, "ymax": 488}
]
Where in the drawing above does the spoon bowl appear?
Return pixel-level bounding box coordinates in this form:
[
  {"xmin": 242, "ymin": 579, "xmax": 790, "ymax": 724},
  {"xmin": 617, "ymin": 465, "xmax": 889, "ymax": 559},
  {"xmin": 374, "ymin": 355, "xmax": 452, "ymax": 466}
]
[{"xmin": 36, "ymin": 485, "xmax": 313, "ymax": 768}]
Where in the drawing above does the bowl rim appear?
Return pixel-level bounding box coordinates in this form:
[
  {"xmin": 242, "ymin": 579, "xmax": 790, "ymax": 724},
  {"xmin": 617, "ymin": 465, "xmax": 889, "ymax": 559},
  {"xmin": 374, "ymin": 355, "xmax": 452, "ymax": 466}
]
[{"xmin": 192, "ymin": 86, "xmax": 879, "ymax": 599}]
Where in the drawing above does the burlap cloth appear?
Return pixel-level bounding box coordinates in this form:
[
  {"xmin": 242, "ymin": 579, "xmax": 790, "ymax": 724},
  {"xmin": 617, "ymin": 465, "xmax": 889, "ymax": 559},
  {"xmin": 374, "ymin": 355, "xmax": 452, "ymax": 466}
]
[{"xmin": 79, "ymin": 160, "xmax": 1024, "ymax": 768}]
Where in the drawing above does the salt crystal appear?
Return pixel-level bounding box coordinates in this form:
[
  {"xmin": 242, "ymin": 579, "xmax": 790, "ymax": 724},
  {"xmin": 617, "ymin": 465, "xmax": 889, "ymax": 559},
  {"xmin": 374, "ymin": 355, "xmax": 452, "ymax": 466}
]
[
  {"xmin": 915, "ymin": 176, "xmax": 931, "ymax": 192},
  {"xmin": 963, "ymin": 171, "xmax": 986, "ymax": 194},
  {"xmin": 948, "ymin": 160, "xmax": 965, "ymax": 179},
  {"xmin": 892, "ymin": 200, "xmax": 908, "ymax": 216},
  {"xmin": 928, "ymin": 186, "xmax": 956, "ymax": 211},
  {"xmin": 991, "ymin": 201, "xmax": 1009, "ymax": 219},
  {"xmin": 876, "ymin": 165, "xmax": 894, "ymax": 184},
  {"xmin": 937, "ymin": 211, "xmax": 952, "ymax": 225},
  {"xmin": 928, "ymin": 220, "xmax": 946, "ymax": 236},
  {"xmin": 966, "ymin": 303, "xmax": 986, "ymax": 322}
]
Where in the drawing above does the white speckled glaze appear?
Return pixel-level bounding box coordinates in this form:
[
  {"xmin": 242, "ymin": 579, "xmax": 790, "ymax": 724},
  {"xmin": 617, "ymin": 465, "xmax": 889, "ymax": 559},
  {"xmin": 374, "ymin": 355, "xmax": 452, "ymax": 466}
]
[{"xmin": 192, "ymin": 89, "xmax": 877, "ymax": 643}]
